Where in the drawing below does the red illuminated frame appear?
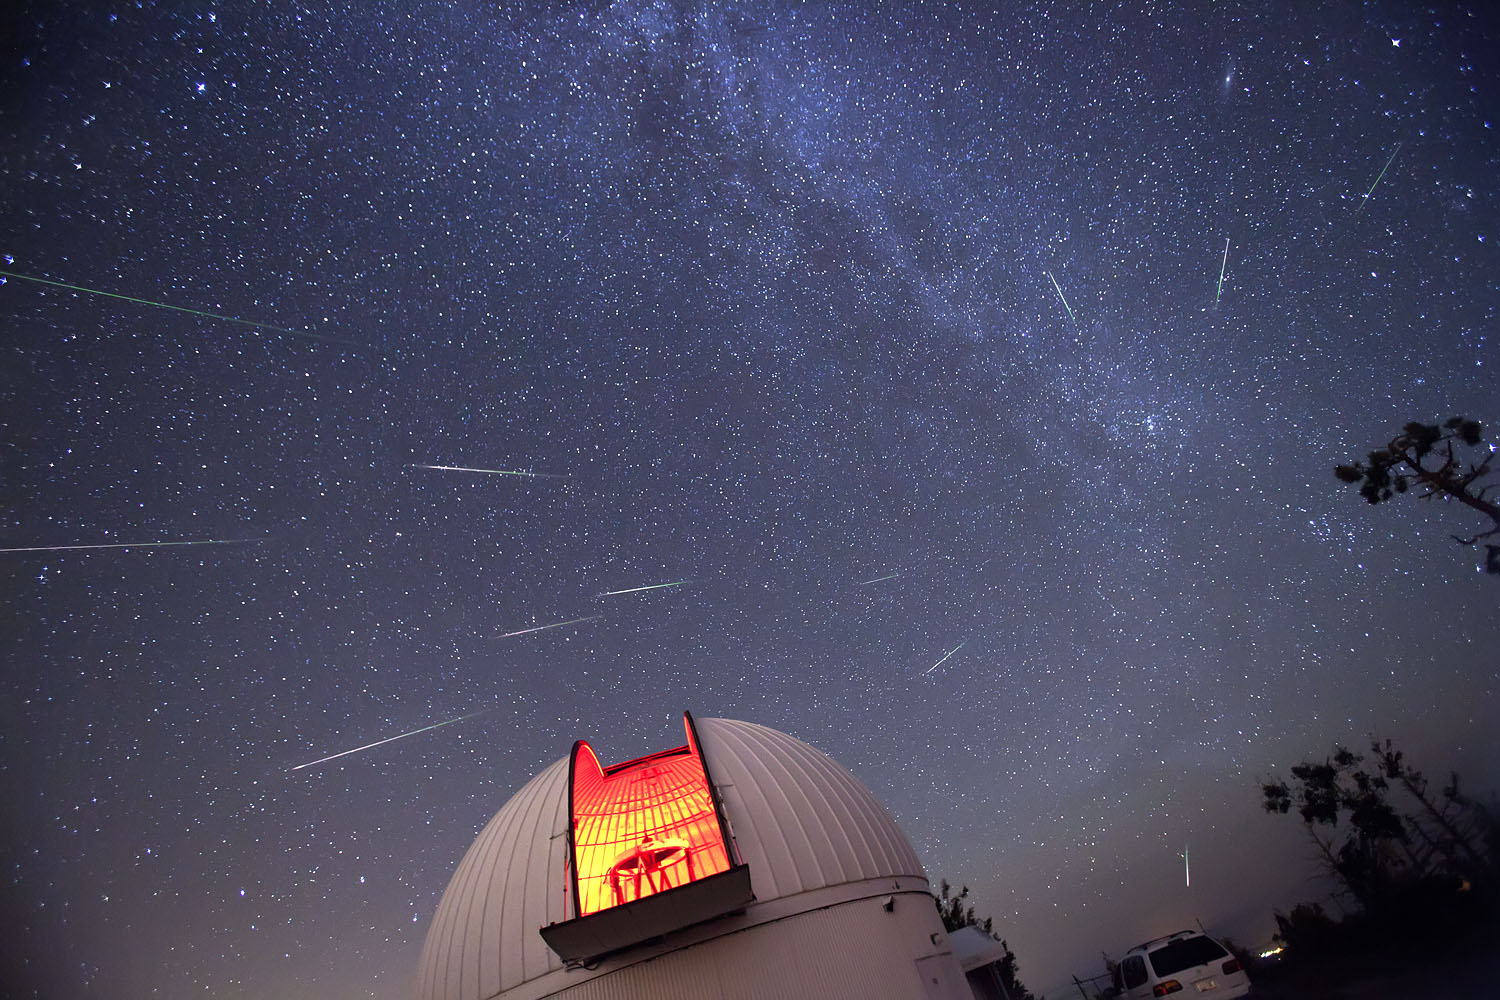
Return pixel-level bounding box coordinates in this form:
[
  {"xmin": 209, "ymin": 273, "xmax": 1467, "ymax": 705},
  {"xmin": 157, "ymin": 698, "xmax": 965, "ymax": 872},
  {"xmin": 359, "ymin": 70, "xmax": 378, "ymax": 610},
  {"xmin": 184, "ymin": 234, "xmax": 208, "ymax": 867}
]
[{"xmin": 566, "ymin": 712, "xmax": 737, "ymax": 918}]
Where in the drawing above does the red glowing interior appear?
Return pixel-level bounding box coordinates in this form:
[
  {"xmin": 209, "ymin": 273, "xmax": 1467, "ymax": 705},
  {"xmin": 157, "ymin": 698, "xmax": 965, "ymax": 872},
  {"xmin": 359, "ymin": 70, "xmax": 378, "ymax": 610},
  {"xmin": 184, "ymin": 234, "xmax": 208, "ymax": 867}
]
[{"xmin": 569, "ymin": 719, "xmax": 731, "ymax": 917}]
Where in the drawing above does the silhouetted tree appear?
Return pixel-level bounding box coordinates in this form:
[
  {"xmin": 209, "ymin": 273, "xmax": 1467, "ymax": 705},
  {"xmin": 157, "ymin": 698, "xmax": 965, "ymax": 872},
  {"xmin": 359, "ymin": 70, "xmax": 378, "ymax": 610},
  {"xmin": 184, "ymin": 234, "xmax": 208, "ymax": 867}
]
[
  {"xmin": 932, "ymin": 881, "xmax": 1038, "ymax": 1000},
  {"xmin": 1271, "ymin": 901, "xmax": 1338, "ymax": 954},
  {"xmin": 994, "ymin": 940, "xmax": 1037, "ymax": 1000},
  {"xmin": 1263, "ymin": 739, "xmax": 1496, "ymax": 911},
  {"xmin": 1369, "ymin": 740, "xmax": 1491, "ymax": 884},
  {"xmin": 1262, "ymin": 745, "xmax": 1408, "ymax": 909},
  {"xmin": 934, "ymin": 879, "xmax": 993, "ymax": 934},
  {"xmin": 1334, "ymin": 416, "xmax": 1499, "ymax": 573}
]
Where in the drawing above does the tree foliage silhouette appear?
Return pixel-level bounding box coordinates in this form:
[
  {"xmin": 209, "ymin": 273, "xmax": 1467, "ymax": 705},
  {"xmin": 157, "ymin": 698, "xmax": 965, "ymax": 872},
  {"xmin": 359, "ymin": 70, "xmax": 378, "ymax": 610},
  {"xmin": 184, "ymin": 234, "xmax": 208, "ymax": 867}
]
[
  {"xmin": 1334, "ymin": 416, "xmax": 1499, "ymax": 573},
  {"xmin": 1262, "ymin": 739, "xmax": 1494, "ymax": 912},
  {"xmin": 932, "ymin": 880, "xmax": 1037, "ymax": 1000},
  {"xmin": 934, "ymin": 879, "xmax": 993, "ymax": 935}
]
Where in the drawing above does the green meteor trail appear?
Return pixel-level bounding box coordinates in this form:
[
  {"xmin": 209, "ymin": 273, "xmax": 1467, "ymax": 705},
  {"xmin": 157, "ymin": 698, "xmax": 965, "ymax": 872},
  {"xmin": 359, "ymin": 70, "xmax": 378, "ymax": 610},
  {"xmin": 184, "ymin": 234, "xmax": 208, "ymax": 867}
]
[
  {"xmin": 499, "ymin": 615, "xmax": 601, "ymax": 638},
  {"xmin": 412, "ymin": 463, "xmax": 569, "ymax": 479},
  {"xmin": 290, "ymin": 709, "xmax": 489, "ymax": 771},
  {"xmin": 858, "ymin": 571, "xmax": 900, "ymax": 586},
  {"xmin": 923, "ymin": 641, "xmax": 966, "ymax": 675},
  {"xmin": 0, "ymin": 537, "xmax": 262, "ymax": 554},
  {"xmin": 1046, "ymin": 271, "xmax": 1078, "ymax": 327},
  {"xmin": 1353, "ymin": 142, "xmax": 1403, "ymax": 218},
  {"xmin": 598, "ymin": 580, "xmax": 689, "ymax": 597},
  {"xmin": 1217, "ymin": 238, "xmax": 1230, "ymax": 303},
  {"xmin": 0, "ymin": 269, "xmax": 360, "ymax": 347}
]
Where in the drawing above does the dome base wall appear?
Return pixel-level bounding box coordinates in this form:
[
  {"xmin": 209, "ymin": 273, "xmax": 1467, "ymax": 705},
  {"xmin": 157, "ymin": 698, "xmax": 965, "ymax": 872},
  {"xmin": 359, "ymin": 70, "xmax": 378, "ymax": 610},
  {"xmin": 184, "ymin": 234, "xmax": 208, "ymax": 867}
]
[{"xmin": 522, "ymin": 889, "xmax": 967, "ymax": 1000}]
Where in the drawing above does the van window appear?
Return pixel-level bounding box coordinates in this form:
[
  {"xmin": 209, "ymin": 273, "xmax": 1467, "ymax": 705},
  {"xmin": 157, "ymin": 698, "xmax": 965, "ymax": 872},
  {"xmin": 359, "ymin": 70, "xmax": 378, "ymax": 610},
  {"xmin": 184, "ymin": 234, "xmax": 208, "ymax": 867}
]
[
  {"xmin": 1148, "ymin": 936, "xmax": 1228, "ymax": 977},
  {"xmin": 1122, "ymin": 956, "xmax": 1148, "ymax": 989}
]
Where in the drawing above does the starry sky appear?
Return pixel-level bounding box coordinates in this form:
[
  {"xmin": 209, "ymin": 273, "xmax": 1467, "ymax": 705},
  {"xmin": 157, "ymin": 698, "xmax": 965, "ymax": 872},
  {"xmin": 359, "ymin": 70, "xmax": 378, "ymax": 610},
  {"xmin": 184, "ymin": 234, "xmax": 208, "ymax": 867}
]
[{"xmin": 3, "ymin": 2, "xmax": 1497, "ymax": 997}]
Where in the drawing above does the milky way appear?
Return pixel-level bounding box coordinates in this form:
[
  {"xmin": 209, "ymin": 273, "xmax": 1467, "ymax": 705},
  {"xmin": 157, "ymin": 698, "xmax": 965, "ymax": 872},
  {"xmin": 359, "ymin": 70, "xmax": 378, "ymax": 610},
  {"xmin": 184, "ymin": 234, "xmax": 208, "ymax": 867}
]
[{"xmin": 3, "ymin": 3, "xmax": 1496, "ymax": 998}]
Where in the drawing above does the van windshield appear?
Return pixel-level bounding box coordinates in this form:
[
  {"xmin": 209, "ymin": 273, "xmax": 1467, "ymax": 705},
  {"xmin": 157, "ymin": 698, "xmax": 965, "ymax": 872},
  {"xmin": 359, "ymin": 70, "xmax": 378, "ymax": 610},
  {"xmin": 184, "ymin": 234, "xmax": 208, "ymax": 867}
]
[{"xmin": 1148, "ymin": 936, "xmax": 1228, "ymax": 977}]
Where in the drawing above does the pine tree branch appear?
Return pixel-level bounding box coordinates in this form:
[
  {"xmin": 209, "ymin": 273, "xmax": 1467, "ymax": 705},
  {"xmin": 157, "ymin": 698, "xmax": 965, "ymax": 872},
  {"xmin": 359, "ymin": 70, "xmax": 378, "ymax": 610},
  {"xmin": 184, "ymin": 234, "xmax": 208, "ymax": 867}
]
[{"xmin": 1400, "ymin": 446, "xmax": 1500, "ymax": 529}]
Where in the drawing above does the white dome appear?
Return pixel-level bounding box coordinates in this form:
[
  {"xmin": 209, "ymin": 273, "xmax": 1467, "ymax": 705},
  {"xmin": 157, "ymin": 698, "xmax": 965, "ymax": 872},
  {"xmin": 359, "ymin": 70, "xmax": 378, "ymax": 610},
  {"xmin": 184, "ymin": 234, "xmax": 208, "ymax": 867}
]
[{"xmin": 417, "ymin": 717, "xmax": 929, "ymax": 1000}]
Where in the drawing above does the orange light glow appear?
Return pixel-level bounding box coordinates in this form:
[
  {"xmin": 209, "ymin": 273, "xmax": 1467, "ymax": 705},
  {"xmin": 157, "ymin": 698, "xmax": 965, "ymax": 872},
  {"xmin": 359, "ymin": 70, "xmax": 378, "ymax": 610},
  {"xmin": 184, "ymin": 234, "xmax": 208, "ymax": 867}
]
[{"xmin": 569, "ymin": 718, "xmax": 732, "ymax": 917}]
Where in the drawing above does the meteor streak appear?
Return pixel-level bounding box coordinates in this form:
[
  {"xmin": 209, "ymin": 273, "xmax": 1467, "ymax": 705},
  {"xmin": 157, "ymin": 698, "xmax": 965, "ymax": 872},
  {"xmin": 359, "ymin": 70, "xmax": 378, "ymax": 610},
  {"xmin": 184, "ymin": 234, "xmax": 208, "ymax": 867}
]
[
  {"xmin": 598, "ymin": 580, "xmax": 689, "ymax": 597},
  {"xmin": 290, "ymin": 709, "xmax": 488, "ymax": 771},
  {"xmin": 1353, "ymin": 142, "xmax": 1403, "ymax": 217},
  {"xmin": 0, "ymin": 269, "xmax": 359, "ymax": 347},
  {"xmin": 0, "ymin": 537, "xmax": 262, "ymax": 554},
  {"xmin": 923, "ymin": 641, "xmax": 966, "ymax": 675},
  {"xmin": 1046, "ymin": 271, "xmax": 1078, "ymax": 327},
  {"xmin": 1216, "ymin": 239, "xmax": 1230, "ymax": 304},
  {"xmin": 858, "ymin": 572, "xmax": 900, "ymax": 586},
  {"xmin": 412, "ymin": 464, "xmax": 568, "ymax": 479},
  {"xmin": 498, "ymin": 615, "xmax": 601, "ymax": 638}
]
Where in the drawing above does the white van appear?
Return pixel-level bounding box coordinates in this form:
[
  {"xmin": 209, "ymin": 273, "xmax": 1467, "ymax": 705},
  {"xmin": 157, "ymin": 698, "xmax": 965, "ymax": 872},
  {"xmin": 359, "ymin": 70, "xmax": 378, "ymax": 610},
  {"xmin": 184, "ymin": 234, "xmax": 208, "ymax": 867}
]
[{"xmin": 1112, "ymin": 930, "xmax": 1251, "ymax": 998}]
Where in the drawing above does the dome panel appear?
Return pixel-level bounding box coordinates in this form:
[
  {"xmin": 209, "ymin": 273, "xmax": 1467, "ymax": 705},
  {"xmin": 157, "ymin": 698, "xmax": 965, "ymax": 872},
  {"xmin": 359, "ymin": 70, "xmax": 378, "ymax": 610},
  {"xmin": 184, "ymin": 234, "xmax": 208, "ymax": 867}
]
[
  {"xmin": 694, "ymin": 720, "xmax": 925, "ymax": 903},
  {"xmin": 417, "ymin": 716, "xmax": 928, "ymax": 1000},
  {"xmin": 418, "ymin": 757, "xmax": 570, "ymax": 1000}
]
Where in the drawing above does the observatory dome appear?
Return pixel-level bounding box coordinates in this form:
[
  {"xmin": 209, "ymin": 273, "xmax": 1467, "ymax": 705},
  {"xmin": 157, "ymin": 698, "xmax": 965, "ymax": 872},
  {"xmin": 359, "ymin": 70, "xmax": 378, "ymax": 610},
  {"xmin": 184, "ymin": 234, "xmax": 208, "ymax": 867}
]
[{"xmin": 417, "ymin": 715, "xmax": 966, "ymax": 1000}]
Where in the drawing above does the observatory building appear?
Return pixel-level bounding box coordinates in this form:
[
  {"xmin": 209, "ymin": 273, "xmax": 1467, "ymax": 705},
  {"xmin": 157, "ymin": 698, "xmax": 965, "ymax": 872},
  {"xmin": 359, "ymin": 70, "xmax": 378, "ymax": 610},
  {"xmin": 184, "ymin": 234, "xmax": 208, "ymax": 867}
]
[{"xmin": 418, "ymin": 713, "xmax": 972, "ymax": 999}]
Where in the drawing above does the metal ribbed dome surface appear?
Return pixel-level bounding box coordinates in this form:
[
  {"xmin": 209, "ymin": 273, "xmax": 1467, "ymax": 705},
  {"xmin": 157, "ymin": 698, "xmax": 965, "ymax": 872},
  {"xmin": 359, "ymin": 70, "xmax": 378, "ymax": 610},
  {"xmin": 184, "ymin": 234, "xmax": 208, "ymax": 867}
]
[{"xmin": 417, "ymin": 717, "xmax": 926, "ymax": 1000}]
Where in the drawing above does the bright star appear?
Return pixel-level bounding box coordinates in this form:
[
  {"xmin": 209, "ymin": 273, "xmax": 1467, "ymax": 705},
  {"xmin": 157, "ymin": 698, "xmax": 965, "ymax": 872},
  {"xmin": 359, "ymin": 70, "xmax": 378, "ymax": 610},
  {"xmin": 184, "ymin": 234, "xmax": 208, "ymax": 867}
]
[{"xmin": 1391, "ymin": 38, "xmax": 1400, "ymax": 47}]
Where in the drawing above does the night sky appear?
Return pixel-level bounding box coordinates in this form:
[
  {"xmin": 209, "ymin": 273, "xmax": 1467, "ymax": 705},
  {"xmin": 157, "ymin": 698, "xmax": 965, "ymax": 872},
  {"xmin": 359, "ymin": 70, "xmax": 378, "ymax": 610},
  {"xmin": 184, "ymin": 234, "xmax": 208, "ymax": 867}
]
[{"xmin": 3, "ymin": 3, "xmax": 1498, "ymax": 997}]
